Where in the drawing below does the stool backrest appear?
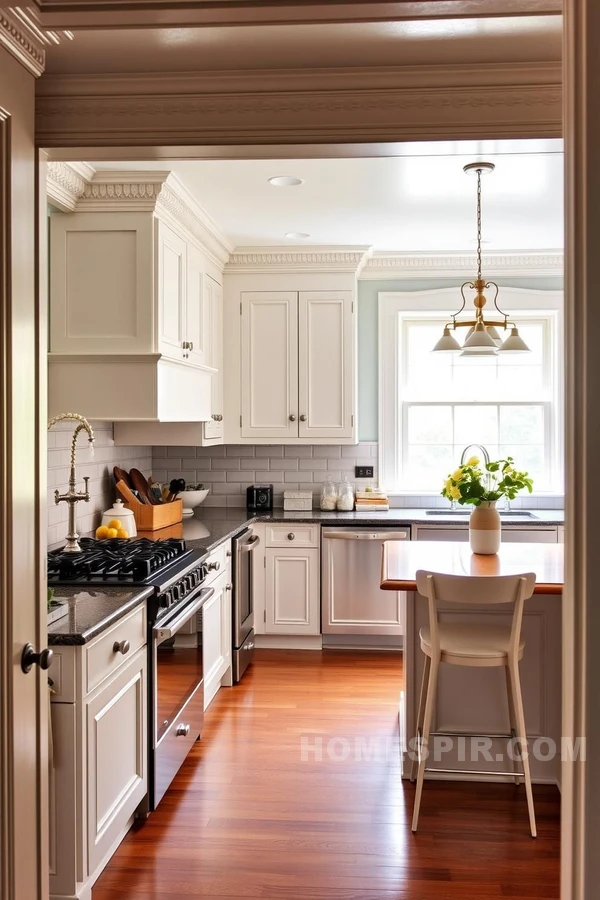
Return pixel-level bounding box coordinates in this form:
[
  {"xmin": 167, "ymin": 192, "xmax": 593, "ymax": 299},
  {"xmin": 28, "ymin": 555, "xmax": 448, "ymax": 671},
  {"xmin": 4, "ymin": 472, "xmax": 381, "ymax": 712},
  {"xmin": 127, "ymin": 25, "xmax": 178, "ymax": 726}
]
[{"xmin": 415, "ymin": 571, "xmax": 536, "ymax": 659}]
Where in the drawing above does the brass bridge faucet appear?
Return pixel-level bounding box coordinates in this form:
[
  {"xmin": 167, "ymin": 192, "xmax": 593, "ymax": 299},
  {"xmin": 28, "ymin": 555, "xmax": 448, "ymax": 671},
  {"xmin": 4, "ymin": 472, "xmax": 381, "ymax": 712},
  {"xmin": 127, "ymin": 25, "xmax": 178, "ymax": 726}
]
[{"xmin": 48, "ymin": 413, "xmax": 95, "ymax": 553}]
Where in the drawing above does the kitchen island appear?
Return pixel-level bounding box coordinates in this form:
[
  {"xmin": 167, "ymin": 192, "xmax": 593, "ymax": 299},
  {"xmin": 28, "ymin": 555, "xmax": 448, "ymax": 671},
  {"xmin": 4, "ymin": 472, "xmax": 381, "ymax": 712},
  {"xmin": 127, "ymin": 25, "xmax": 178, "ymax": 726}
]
[{"xmin": 381, "ymin": 540, "xmax": 563, "ymax": 786}]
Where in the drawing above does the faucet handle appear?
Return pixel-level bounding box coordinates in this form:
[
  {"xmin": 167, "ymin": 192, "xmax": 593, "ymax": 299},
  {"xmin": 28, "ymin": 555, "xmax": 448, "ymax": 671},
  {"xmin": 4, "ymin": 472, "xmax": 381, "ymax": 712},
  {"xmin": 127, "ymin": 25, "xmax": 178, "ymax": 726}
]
[
  {"xmin": 83, "ymin": 476, "xmax": 90, "ymax": 500},
  {"xmin": 54, "ymin": 489, "xmax": 60, "ymax": 505}
]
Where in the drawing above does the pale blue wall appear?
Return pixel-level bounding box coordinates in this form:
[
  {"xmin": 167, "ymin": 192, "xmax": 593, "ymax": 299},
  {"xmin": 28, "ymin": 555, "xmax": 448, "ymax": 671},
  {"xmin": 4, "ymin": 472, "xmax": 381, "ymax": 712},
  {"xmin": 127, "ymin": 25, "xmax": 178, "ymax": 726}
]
[{"xmin": 357, "ymin": 276, "xmax": 564, "ymax": 442}]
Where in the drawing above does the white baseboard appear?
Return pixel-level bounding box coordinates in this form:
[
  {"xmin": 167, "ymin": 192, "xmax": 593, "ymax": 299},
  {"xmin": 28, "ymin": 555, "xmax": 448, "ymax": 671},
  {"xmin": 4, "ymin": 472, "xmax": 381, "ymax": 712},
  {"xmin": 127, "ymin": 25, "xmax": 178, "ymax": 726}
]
[{"xmin": 255, "ymin": 634, "xmax": 323, "ymax": 650}]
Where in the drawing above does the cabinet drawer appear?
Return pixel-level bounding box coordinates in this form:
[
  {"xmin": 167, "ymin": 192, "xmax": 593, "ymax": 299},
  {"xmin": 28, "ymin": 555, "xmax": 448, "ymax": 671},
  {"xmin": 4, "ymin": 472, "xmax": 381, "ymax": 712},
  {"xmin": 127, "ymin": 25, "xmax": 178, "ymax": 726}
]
[
  {"xmin": 204, "ymin": 541, "xmax": 230, "ymax": 586},
  {"xmin": 85, "ymin": 605, "xmax": 146, "ymax": 696},
  {"xmin": 266, "ymin": 524, "xmax": 319, "ymax": 548}
]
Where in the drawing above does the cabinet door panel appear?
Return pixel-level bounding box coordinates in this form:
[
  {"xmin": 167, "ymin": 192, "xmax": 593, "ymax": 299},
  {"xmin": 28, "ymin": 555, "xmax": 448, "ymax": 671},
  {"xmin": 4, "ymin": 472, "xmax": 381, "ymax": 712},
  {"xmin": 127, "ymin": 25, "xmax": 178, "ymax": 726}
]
[
  {"xmin": 266, "ymin": 547, "xmax": 320, "ymax": 634},
  {"xmin": 86, "ymin": 649, "xmax": 147, "ymax": 875},
  {"xmin": 203, "ymin": 275, "xmax": 224, "ymax": 442},
  {"xmin": 241, "ymin": 292, "xmax": 298, "ymax": 439},
  {"xmin": 202, "ymin": 573, "xmax": 231, "ymax": 709},
  {"xmin": 298, "ymin": 291, "xmax": 354, "ymax": 439},
  {"xmin": 186, "ymin": 243, "xmax": 209, "ymax": 368},
  {"xmin": 158, "ymin": 222, "xmax": 186, "ymax": 360}
]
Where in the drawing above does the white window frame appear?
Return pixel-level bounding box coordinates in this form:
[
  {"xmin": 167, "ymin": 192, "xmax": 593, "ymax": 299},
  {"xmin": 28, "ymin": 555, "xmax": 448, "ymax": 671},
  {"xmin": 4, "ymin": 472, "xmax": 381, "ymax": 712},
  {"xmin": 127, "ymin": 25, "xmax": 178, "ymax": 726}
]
[{"xmin": 378, "ymin": 286, "xmax": 564, "ymax": 496}]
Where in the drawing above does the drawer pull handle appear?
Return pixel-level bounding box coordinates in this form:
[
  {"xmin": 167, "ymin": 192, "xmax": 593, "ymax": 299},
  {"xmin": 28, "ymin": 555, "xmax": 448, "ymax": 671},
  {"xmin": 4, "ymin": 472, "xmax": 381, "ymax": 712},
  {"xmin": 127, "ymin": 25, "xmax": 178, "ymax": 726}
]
[
  {"xmin": 207, "ymin": 561, "xmax": 221, "ymax": 572},
  {"xmin": 113, "ymin": 640, "xmax": 130, "ymax": 655},
  {"xmin": 287, "ymin": 532, "xmax": 295, "ymax": 541},
  {"xmin": 176, "ymin": 723, "xmax": 190, "ymax": 737}
]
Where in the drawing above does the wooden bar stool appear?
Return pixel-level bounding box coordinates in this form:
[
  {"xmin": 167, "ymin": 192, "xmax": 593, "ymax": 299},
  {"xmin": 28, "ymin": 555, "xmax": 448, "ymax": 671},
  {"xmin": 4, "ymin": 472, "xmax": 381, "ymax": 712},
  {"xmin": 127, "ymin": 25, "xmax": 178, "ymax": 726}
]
[{"xmin": 411, "ymin": 570, "xmax": 537, "ymax": 837}]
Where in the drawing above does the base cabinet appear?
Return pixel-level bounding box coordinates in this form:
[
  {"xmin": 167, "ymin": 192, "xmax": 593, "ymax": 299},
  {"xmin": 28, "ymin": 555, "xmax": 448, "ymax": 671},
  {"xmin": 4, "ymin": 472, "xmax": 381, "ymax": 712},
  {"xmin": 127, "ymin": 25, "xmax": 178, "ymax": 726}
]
[
  {"xmin": 202, "ymin": 544, "xmax": 233, "ymax": 709},
  {"xmin": 265, "ymin": 547, "xmax": 320, "ymax": 635},
  {"xmin": 49, "ymin": 606, "xmax": 147, "ymax": 900}
]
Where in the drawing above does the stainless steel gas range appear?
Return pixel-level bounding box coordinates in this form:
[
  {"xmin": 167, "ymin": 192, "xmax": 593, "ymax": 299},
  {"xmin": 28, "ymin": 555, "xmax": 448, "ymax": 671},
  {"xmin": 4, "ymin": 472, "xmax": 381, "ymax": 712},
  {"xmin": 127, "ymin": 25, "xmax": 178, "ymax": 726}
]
[{"xmin": 48, "ymin": 537, "xmax": 213, "ymax": 809}]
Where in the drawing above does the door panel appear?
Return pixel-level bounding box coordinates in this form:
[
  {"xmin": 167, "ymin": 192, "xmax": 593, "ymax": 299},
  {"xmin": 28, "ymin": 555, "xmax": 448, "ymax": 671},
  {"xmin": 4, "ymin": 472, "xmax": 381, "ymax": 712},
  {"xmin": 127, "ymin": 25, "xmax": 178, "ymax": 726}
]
[
  {"xmin": 298, "ymin": 291, "xmax": 354, "ymax": 439},
  {"xmin": 241, "ymin": 292, "xmax": 298, "ymax": 439},
  {"xmin": 202, "ymin": 275, "xmax": 223, "ymax": 441},
  {"xmin": 158, "ymin": 222, "xmax": 186, "ymax": 360},
  {"xmin": 186, "ymin": 243, "xmax": 208, "ymax": 368},
  {"xmin": 265, "ymin": 548, "xmax": 320, "ymax": 634}
]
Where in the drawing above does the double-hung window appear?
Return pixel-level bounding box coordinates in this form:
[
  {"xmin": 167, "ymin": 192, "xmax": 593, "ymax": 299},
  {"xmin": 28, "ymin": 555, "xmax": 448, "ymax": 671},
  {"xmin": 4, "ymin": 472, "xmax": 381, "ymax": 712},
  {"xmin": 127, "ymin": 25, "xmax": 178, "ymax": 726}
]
[{"xmin": 378, "ymin": 287, "xmax": 563, "ymax": 495}]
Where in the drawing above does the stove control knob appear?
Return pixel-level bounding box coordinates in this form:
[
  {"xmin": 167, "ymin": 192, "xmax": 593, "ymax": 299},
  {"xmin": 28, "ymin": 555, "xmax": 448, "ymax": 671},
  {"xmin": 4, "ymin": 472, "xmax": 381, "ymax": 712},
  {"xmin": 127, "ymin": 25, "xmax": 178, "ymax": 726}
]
[
  {"xmin": 207, "ymin": 561, "xmax": 221, "ymax": 572},
  {"xmin": 160, "ymin": 591, "xmax": 171, "ymax": 608}
]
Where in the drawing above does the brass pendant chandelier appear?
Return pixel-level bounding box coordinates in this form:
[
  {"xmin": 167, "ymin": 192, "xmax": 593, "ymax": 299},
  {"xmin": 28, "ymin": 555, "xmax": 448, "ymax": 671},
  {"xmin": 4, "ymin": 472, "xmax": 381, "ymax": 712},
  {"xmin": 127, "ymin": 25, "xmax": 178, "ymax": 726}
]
[{"xmin": 432, "ymin": 162, "xmax": 530, "ymax": 356}]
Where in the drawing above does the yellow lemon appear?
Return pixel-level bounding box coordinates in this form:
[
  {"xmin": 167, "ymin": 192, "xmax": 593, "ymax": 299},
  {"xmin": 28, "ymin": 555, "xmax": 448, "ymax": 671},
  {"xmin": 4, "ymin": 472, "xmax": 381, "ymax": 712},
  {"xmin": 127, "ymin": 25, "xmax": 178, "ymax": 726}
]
[
  {"xmin": 106, "ymin": 527, "xmax": 118, "ymax": 539},
  {"xmin": 108, "ymin": 518, "xmax": 122, "ymax": 531},
  {"xmin": 116, "ymin": 528, "xmax": 129, "ymax": 539},
  {"xmin": 96, "ymin": 525, "xmax": 109, "ymax": 540}
]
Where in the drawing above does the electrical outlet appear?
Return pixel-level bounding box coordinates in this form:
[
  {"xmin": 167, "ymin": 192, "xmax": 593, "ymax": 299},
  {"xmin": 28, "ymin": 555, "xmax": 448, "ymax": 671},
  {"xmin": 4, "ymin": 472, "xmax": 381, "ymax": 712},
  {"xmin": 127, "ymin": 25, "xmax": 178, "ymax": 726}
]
[{"xmin": 355, "ymin": 465, "xmax": 374, "ymax": 479}]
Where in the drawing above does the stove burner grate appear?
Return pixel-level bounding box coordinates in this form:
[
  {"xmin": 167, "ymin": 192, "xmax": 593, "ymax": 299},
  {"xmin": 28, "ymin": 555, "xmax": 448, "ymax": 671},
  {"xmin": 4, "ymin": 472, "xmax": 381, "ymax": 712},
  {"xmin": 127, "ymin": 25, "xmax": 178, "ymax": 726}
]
[{"xmin": 47, "ymin": 537, "xmax": 188, "ymax": 583}]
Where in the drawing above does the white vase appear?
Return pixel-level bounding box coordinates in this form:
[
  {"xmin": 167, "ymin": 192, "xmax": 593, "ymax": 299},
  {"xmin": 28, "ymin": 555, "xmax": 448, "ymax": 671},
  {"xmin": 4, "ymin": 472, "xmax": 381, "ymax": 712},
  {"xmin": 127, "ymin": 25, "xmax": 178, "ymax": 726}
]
[{"xmin": 469, "ymin": 500, "xmax": 501, "ymax": 554}]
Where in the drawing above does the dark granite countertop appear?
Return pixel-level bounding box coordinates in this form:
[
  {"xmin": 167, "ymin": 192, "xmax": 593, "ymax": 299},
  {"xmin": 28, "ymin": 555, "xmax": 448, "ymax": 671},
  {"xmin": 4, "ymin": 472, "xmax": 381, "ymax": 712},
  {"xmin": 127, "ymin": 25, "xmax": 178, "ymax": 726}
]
[
  {"xmin": 47, "ymin": 584, "xmax": 153, "ymax": 646},
  {"xmin": 177, "ymin": 507, "xmax": 565, "ymax": 554}
]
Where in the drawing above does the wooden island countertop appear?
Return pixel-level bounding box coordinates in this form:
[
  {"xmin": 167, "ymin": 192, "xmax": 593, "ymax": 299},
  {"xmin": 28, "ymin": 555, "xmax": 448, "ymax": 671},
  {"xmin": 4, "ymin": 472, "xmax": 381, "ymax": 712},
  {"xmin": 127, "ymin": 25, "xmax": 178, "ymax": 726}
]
[{"xmin": 381, "ymin": 540, "xmax": 564, "ymax": 594}]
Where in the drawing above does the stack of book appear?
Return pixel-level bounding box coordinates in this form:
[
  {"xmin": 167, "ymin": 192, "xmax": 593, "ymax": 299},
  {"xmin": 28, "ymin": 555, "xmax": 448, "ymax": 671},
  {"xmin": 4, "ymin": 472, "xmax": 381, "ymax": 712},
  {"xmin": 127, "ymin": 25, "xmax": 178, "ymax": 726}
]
[{"xmin": 355, "ymin": 490, "xmax": 389, "ymax": 511}]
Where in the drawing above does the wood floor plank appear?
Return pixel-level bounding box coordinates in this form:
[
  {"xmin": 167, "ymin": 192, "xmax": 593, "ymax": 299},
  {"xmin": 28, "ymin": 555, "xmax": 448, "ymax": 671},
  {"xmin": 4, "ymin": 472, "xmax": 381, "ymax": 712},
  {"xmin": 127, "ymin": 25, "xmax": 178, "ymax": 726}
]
[{"xmin": 92, "ymin": 650, "xmax": 560, "ymax": 900}]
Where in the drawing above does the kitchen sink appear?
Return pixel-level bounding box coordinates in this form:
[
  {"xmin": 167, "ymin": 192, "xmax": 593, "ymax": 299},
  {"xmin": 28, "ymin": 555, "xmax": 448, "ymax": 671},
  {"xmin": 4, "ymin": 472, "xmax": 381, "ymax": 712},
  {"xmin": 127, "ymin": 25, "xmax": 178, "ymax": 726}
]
[{"xmin": 425, "ymin": 509, "xmax": 538, "ymax": 519}]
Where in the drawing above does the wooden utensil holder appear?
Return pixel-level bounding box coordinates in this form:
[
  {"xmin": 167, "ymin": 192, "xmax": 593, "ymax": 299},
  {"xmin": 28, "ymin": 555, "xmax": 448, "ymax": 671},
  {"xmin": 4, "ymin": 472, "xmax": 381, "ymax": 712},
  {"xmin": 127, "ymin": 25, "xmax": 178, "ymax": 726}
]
[{"xmin": 116, "ymin": 480, "xmax": 183, "ymax": 531}]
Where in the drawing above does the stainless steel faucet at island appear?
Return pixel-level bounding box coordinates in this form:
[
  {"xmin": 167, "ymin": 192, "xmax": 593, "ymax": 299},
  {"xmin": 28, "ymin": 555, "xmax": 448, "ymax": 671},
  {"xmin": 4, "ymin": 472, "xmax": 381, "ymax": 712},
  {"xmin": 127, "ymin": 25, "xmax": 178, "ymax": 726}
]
[{"xmin": 48, "ymin": 413, "xmax": 95, "ymax": 553}]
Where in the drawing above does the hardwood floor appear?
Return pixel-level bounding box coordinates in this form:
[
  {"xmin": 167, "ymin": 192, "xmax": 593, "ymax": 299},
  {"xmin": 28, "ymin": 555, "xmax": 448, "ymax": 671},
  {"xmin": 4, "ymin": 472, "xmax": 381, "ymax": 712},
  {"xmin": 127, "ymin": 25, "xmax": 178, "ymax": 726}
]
[{"xmin": 93, "ymin": 650, "xmax": 560, "ymax": 900}]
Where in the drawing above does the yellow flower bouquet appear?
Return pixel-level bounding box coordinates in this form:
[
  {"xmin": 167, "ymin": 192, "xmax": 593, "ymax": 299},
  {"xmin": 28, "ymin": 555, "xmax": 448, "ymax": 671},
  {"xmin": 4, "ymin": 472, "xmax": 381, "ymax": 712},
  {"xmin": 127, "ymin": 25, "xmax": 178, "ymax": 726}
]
[{"xmin": 442, "ymin": 456, "xmax": 533, "ymax": 506}]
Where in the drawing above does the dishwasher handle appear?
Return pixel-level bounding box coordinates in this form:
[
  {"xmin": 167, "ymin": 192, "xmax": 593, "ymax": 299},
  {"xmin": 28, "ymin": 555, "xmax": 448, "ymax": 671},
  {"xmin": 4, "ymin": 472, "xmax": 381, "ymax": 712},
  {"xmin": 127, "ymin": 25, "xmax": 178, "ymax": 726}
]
[{"xmin": 323, "ymin": 530, "xmax": 409, "ymax": 541}]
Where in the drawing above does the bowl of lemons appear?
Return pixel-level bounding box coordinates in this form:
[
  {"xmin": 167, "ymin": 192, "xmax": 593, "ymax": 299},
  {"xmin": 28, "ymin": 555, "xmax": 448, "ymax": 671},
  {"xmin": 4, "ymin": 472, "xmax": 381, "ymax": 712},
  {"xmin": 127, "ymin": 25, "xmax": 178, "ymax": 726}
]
[{"xmin": 96, "ymin": 500, "xmax": 136, "ymax": 539}]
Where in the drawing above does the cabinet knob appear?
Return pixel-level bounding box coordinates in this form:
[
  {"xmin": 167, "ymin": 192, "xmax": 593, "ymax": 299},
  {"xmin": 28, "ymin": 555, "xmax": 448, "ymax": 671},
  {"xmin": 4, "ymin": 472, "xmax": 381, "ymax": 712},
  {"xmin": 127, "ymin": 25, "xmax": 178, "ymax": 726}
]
[
  {"xmin": 300, "ymin": 414, "xmax": 307, "ymax": 422},
  {"xmin": 21, "ymin": 643, "xmax": 53, "ymax": 674},
  {"xmin": 212, "ymin": 414, "xmax": 223, "ymax": 422},
  {"xmin": 287, "ymin": 532, "xmax": 295, "ymax": 541},
  {"xmin": 176, "ymin": 723, "xmax": 190, "ymax": 737},
  {"xmin": 289, "ymin": 415, "xmax": 296, "ymax": 422},
  {"xmin": 113, "ymin": 640, "xmax": 130, "ymax": 655},
  {"xmin": 226, "ymin": 584, "xmax": 232, "ymax": 591},
  {"xmin": 189, "ymin": 341, "xmax": 194, "ymax": 351}
]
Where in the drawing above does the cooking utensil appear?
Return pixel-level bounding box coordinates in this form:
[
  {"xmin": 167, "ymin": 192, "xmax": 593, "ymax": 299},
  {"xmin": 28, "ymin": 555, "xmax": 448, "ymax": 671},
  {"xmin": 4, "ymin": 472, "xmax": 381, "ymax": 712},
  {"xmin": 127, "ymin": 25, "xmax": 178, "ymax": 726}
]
[
  {"xmin": 113, "ymin": 466, "xmax": 133, "ymax": 490},
  {"xmin": 129, "ymin": 468, "xmax": 158, "ymax": 505},
  {"xmin": 167, "ymin": 477, "xmax": 186, "ymax": 502}
]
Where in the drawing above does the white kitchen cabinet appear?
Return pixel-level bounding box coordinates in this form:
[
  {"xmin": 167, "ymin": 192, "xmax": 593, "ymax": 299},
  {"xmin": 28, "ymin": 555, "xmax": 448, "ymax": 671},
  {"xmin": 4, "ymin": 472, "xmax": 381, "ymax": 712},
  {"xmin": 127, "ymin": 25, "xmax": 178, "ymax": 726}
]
[
  {"xmin": 265, "ymin": 547, "xmax": 320, "ymax": 635},
  {"xmin": 237, "ymin": 288, "xmax": 356, "ymax": 442},
  {"xmin": 49, "ymin": 178, "xmax": 224, "ymax": 423},
  {"xmin": 298, "ymin": 291, "xmax": 354, "ymax": 440},
  {"xmin": 49, "ymin": 605, "xmax": 147, "ymax": 900},
  {"xmin": 202, "ymin": 545, "xmax": 233, "ymax": 709},
  {"xmin": 201, "ymin": 275, "xmax": 224, "ymax": 443},
  {"xmin": 241, "ymin": 291, "xmax": 299, "ymax": 440},
  {"xmin": 85, "ymin": 648, "xmax": 147, "ymax": 875}
]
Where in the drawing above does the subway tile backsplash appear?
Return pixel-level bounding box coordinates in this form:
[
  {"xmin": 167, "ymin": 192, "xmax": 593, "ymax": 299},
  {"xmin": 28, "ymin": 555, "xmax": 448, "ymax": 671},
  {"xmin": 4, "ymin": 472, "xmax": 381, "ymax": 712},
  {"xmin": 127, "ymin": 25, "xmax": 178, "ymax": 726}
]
[
  {"xmin": 47, "ymin": 421, "xmax": 151, "ymax": 546},
  {"xmin": 152, "ymin": 443, "xmax": 380, "ymax": 509}
]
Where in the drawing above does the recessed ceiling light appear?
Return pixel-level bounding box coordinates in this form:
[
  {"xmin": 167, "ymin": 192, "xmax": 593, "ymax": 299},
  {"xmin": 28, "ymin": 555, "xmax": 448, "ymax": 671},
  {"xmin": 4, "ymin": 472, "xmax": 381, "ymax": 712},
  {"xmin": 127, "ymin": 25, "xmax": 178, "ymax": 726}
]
[
  {"xmin": 285, "ymin": 232, "xmax": 310, "ymax": 239},
  {"xmin": 268, "ymin": 176, "xmax": 304, "ymax": 187}
]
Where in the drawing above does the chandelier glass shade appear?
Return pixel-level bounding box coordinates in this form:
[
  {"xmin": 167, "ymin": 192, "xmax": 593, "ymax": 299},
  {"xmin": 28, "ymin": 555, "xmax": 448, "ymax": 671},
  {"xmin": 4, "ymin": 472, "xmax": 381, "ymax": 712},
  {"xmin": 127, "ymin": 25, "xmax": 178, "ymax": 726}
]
[{"xmin": 432, "ymin": 161, "xmax": 530, "ymax": 356}]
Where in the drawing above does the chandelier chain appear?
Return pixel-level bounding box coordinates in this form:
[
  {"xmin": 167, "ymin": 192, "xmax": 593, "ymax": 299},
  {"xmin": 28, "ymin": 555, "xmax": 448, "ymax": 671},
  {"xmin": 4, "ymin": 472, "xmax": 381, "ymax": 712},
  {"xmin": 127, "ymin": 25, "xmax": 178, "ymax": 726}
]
[{"xmin": 476, "ymin": 167, "xmax": 482, "ymax": 280}]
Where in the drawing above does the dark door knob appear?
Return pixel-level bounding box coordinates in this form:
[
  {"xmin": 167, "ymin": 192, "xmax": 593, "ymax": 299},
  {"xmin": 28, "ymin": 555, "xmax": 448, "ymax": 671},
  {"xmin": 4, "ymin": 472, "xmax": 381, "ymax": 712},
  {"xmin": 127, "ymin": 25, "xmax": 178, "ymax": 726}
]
[{"xmin": 21, "ymin": 643, "xmax": 54, "ymax": 674}]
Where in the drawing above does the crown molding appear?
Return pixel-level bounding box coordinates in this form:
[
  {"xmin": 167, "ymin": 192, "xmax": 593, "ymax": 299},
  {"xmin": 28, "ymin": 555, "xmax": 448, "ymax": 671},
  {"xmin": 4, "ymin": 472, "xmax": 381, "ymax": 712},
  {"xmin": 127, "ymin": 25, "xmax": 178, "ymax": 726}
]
[
  {"xmin": 47, "ymin": 161, "xmax": 94, "ymax": 211},
  {"xmin": 226, "ymin": 246, "xmax": 372, "ymax": 275},
  {"xmin": 46, "ymin": 167, "xmax": 232, "ymax": 268},
  {"xmin": 361, "ymin": 251, "xmax": 564, "ymax": 280},
  {"xmin": 31, "ymin": 1, "xmax": 562, "ymax": 30},
  {"xmin": 36, "ymin": 62, "xmax": 562, "ymax": 98},
  {"xmin": 0, "ymin": 9, "xmax": 45, "ymax": 77}
]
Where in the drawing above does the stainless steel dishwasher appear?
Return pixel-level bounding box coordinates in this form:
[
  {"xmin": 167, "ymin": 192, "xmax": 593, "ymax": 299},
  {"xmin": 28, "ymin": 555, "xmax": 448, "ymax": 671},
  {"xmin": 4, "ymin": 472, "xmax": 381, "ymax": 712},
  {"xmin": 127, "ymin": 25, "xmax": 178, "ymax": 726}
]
[{"xmin": 321, "ymin": 527, "xmax": 410, "ymax": 647}]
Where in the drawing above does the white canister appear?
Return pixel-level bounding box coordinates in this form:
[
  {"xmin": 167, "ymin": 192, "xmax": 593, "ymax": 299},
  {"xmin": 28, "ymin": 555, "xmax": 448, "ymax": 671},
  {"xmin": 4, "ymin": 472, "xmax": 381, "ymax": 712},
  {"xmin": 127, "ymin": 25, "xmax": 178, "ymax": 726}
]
[{"xmin": 101, "ymin": 499, "xmax": 137, "ymax": 537}]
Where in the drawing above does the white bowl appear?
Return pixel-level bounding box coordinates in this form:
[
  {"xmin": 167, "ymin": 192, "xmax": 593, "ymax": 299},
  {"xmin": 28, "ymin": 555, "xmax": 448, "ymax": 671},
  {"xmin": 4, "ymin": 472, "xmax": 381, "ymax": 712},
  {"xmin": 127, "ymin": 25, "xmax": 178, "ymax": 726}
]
[{"xmin": 176, "ymin": 488, "xmax": 209, "ymax": 517}]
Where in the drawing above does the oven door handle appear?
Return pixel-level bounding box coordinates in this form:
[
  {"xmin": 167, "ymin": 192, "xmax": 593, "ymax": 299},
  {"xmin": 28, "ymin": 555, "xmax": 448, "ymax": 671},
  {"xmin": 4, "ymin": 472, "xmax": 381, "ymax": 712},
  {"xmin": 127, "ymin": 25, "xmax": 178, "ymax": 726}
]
[
  {"xmin": 239, "ymin": 534, "xmax": 261, "ymax": 552},
  {"xmin": 153, "ymin": 587, "xmax": 215, "ymax": 641}
]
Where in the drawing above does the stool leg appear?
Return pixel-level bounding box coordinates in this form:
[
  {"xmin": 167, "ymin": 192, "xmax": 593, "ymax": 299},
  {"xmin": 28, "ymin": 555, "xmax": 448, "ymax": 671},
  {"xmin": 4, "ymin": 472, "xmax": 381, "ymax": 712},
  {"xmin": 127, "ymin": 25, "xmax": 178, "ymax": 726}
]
[
  {"xmin": 412, "ymin": 654, "xmax": 439, "ymax": 833},
  {"xmin": 504, "ymin": 665, "xmax": 520, "ymax": 786},
  {"xmin": 508, "ymin": 659, "xmax": 537, "ymax": 838},
  {"xmin": 411, "ymin": 654, "xmax": 431, "ymax": 782}
]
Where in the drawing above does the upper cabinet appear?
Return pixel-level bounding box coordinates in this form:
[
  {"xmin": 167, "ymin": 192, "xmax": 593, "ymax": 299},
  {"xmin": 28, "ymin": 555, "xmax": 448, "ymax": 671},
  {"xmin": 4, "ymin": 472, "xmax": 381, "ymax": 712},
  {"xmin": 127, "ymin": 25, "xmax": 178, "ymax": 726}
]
[
  {"xmin": 48, "ymin": 170, "xmax": 231, "ymax": 424},
  {"xmin": 227, "ymin": 267, "xmax": 358, "ymax": 444}
]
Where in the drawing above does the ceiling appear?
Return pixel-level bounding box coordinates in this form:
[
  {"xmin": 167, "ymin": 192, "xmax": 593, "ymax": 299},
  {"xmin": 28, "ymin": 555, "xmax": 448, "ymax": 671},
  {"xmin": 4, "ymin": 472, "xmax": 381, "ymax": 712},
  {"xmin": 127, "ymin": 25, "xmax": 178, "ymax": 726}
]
[
  {"xmin": 43, "ymin": 15, "xmax": 560, "ymax": 74},
  {"xmin": 89, "ymin": 139, "xmax": 564, "ymax": 253}
]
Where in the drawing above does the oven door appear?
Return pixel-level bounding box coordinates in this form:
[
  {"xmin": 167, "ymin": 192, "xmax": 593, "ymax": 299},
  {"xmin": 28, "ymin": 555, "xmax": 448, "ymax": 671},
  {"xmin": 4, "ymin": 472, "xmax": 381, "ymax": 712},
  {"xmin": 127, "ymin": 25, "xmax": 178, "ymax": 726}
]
[
  {"xmin": 233, "ymin": 530, "xmax": 260, "ymax": 648},
  {"xmin": 151, "ymin": 584, "xmax": 214, "ymax": 809}
]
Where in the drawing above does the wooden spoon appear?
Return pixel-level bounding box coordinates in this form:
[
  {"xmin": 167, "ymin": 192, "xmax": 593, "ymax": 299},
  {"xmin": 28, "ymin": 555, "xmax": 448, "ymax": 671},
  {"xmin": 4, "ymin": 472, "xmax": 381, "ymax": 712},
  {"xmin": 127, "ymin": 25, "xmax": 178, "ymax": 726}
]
[
  {"xmin": 130, "ymin": 468, "xmax": 160, "ymax": 505},
  {"xmin": 113, "ymin": 466, "xmax": 133, "ymax": 490}
]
